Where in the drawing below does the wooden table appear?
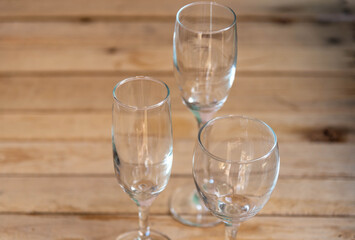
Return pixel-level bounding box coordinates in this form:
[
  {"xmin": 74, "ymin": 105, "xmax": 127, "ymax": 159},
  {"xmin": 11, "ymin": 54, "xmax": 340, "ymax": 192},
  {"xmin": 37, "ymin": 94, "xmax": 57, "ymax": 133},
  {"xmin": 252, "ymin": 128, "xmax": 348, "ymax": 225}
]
[{"xmin": 0, "ymin": 0, "xmax": 354, "ymax": 239}]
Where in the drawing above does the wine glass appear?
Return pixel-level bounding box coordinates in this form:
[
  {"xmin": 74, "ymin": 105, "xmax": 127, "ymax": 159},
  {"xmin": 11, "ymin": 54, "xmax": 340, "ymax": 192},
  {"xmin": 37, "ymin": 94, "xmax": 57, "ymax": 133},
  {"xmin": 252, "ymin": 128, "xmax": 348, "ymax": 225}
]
[
  {"xmin": 170, "ymin": 2, "xmax": 237, "ymax": 226},
  {"xmin": 193, "ymin": 115, "xmax": 280, "ymax": 239},
  {"xmin": 112, "ymin": 76, "xmax": 173, "ymax": 240}
]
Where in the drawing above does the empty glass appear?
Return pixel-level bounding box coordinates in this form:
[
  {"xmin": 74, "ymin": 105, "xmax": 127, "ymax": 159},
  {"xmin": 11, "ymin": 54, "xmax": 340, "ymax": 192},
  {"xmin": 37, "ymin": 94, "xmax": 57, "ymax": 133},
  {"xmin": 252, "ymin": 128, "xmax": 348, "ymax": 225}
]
[
  {"xmin": 112, "ymin": 76, "xmax": 173, "ymax": 240},
  {"xmin": 193, "ymin": 115, "xmax": 280, "ymax": 239},
  {"xmin": 170, "ymin": 2, "xmax": 237, "ymax": 226}
]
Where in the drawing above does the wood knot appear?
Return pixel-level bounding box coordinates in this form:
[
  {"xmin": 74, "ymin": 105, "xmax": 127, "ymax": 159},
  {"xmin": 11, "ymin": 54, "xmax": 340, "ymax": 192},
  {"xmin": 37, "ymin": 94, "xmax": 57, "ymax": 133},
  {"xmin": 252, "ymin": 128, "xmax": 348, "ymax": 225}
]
[
  {"xmin": 79, "ymin": 17, "xmax": 93, "ymax": 23},
  {"xmin": 309, "ymin": 127, "xmax": 347, "ymax": 142},
  {"xmin": 106, "ymin": 47, "xmax": 118, "ymax": 54},
  {"xmin": 326, "ymin": 37, "xmax": 342, "ymax": 45},
  {"xmin": 271, "ymin": 17, "xmax": 293, "ymax": 25}
]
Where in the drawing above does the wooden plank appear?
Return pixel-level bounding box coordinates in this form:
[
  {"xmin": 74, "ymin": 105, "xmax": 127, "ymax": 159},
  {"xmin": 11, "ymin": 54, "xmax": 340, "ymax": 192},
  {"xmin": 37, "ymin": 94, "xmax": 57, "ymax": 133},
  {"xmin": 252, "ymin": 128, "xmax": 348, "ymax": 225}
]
[
  {"xmin": 0, "ymin": 111, "xmax": 354, "ymax": 142},
  {"xmin": 0, "ymin": 23, "xmax": 353, "ymax": 73},
  {"xmin": 0, "ymin": 142, "xmax": 113, "ymax": 175},
  {"xmin": 0, "ymin": 142, "xmax": 354, "ymax": 178},
  {"xmin": 0, "ymin": 75, "xmax": 354, "ymax": 112},
  {"xmin": 0, "ymin": 176, "xmax": 354, "ymax": 216},
  {"xmin": 0, "ymin": 21, "xmax": 173, "ymax": 47},
  {"xmin": 0, "ymin": 215, "xmax": 354, "ymax": 240},
  {"xmin": 0, "ymin": 21, "xmax": 353, "ymax": 74},
  {"xmin": 0, "ymin": 0, "xmax": 346, "ymax": 21},
  {"xmin": 0, "ymin": 44, "xmax": 352, "ymax": 74},
  {"xmin": 0, "ymin": 21, "xmax": 353, "ymax": 48}
]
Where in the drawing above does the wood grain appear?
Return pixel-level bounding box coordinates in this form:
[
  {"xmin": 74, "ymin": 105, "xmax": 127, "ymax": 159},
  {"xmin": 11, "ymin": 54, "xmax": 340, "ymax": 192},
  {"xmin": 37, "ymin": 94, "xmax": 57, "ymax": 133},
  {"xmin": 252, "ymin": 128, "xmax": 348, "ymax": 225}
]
[
  {"xmin": 0, "ymin": 111, "xmax": 353, "ymax": 141},
  {"xmin": 0, "ymin": 142, "xmax": 354, "ymax": 178},
  {"xmin": 0, "ymin": 0, "xmax": 353, "ymax": 237},
  {"xmin": 0, "ymin": 176, "xmax": 354, "ymax": 216},
  {"xmin": 0, "ymin": 75, "xmax": 354, "ymax": 112},
  {"xmin": 0, "ymin": 21, "xmax": 353, "ymax": 73},
  {"xmin": 0, "ymin": 21, "xmax": 353, "ymax": 47},
  {"xmin": 0, "ymin": 39, "xmax": 353, "ymax": 74},
  {"xmin": 0, "ymin": 0, "xmax": 347, "ymax": 21},
  {"xmin": 0, "ymin": 215, "xmax": 354, "ymax": 240}
]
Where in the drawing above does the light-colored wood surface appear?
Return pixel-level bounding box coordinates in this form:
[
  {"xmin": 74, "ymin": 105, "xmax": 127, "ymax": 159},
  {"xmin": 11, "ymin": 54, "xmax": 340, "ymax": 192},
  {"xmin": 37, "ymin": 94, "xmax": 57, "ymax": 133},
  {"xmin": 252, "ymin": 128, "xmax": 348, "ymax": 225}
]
[
  {"xmin": 0, "ymin": 176, "xmax": 354, "ymax": 216},
  {"xmin": 0, "ymin": 21, "xmax": 353, "ymax": 73},
  {"xmin": 0, "ymin": 0, "xmax": 354, "ymax": 239},
  {"xmin": 0, "ymin": 33, "xmax": 353, "ymax": 73},
  {"xmin": 0, "ymin": 0, "xmax": 350, "ymax": 20},
  {"xmin": 1, "ymin": 111, "xmax": 354, "ymax": 141},
  {"xmin": 0, "ymin": 142, "xmax": 353, "ymax": 178},
  {"xmin": 1, "ymin": 215, "xmax": 354, "ymax": 240},
  {"xmin": 1, "ymin": 75, "xmax": 354, "ymax": 112}
]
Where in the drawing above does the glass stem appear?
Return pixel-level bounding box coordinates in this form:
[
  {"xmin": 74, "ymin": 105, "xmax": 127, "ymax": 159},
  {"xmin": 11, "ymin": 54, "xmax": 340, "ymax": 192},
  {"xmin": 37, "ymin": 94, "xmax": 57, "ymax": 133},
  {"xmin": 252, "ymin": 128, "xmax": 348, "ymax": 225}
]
[
  {"xmin": 225, "ymin": 223, "xmax": 240, "ymax": 240},
  {"xmin": 197, "ymin": 119, "xmax": 205, "ymax": 129},
  {"xmin": 196, "ymin": 111, "xmax": 214, "ymax": 129},
  {"xmin": 196, "ymin": 110, "xmax": 214, "ymax": 206},
  {"xmin": 138, "ymin": 205, "xmax": 151, "ymax": 239}
]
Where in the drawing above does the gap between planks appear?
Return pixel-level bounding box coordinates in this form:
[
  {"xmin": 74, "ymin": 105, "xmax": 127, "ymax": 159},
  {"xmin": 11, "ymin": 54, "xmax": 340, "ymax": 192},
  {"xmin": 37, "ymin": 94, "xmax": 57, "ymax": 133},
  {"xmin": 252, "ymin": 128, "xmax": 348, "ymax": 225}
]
[{"xmin": 1, "ymin": 15, "xmax": 354, "ymax": 23}]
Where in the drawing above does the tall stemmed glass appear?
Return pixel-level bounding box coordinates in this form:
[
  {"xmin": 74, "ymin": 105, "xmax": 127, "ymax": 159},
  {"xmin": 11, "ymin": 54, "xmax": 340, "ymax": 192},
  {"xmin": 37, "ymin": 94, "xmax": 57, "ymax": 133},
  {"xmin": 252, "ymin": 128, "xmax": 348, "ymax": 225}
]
[
  {"xmin": 193, "ymin": 115, "xmax": 280, "ymax": 239},
  {"xmin": 170, "ymin": 2, "xmax": 237, "ymax": 226},
  {"xmin": 112, "ymin": 76, "xmax": 173, "ymax": 240}
]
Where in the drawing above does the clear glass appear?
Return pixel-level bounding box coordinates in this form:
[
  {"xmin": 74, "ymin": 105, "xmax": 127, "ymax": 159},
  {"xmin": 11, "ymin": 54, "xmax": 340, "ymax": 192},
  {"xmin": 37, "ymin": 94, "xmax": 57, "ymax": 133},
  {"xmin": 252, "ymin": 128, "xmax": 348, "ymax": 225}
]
[
  {"xmin": 193, "ymin": 115, "xmax": 280, "ymax": 240},
  {"xmin": 170, "ymin": 1, "xmax": 237, "ymax": 227},
  {"xmin": 112, "ymin": 76, "xmax": 173, "ymax": 240}
]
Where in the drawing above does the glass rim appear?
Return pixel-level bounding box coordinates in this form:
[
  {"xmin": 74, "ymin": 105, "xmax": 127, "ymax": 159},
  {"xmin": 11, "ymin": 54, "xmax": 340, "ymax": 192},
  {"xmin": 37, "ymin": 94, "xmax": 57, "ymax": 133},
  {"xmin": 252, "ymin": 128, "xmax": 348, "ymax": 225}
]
[
  {"xmin": 112, "ymin": 76, "xmax": 170, "ymax": 111},
  {"xmin": 176, "ymin": 1, "xmax": 237, "ymax": 34},
  {"xmin": 198, "ymin": 115, "xmax": 278, "ymax": 164}
]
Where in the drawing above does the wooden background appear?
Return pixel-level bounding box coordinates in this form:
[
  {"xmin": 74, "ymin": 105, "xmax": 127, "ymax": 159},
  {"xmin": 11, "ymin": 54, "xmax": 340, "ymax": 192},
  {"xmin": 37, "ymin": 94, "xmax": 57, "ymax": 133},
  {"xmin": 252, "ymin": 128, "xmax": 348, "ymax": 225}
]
[{"xmin": 0, "ymin": 0, "xmax": 354, "ymax": 239}]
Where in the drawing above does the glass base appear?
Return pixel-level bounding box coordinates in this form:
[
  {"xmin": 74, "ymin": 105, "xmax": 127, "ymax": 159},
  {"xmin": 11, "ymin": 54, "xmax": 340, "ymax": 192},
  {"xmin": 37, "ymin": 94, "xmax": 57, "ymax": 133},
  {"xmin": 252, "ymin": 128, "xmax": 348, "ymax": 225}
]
[
  {"xmin": 169, "ymin": 184, "xmax": 221, "ymax": 227},
  {"xmin": 116, "ymin": 229, "xmax": 170, "ymax": 240}
]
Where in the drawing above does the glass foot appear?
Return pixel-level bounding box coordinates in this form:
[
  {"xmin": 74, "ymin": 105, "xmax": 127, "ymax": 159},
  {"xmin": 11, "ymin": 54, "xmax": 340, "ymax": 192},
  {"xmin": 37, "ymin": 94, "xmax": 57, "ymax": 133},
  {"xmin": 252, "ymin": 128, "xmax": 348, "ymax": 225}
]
[
  {"xmin": 169, "ymin": 184, "xmax": 221, "ymax": 227},
  {"xmin": 116, "ymin": 229, "xmax": 170, "ymax": 240}
]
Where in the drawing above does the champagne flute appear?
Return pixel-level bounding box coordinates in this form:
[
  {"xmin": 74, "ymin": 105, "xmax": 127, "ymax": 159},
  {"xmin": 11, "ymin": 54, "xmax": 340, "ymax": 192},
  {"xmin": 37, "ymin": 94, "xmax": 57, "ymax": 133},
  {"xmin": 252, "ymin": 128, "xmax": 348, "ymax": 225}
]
[
  {"xmin": 112, "ymin": 76, "xmax": 173, "ymax": 240},
  {"xmin": 193, "ymin": 115, "xmax": 280, "ymax": 239},
  {"xmin": 170, "ymin": 2, "xmax": 237, "ymax": 226}
]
